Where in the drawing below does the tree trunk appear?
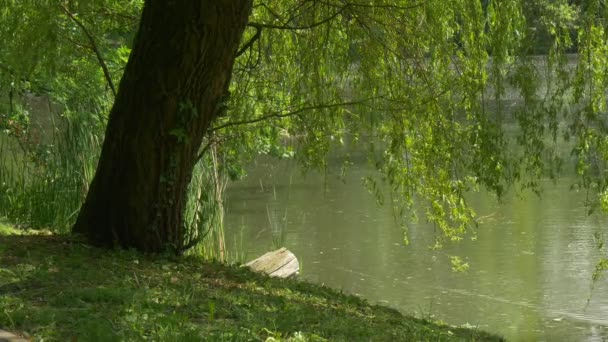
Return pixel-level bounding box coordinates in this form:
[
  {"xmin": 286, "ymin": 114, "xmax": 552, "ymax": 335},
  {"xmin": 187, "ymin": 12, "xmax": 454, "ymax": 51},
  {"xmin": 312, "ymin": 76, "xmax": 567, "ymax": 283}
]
[{"xmin": 72, "ymin": 0, "xmax": 252, "ymax": 253}]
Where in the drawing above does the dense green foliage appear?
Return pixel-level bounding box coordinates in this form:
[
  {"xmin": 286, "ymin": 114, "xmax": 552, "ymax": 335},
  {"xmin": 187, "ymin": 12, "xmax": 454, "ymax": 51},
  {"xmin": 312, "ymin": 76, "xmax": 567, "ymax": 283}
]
[
  {"xmin": 0, "ymin": 0, "xmax": 607, "ymax": 263},
  {"xmin": 0, "ymin": 230, "xmax": 503, "ymax": 341},
  {"xmin": 0, "ymin": 0, "xmax": 140, "ymax": 232}
]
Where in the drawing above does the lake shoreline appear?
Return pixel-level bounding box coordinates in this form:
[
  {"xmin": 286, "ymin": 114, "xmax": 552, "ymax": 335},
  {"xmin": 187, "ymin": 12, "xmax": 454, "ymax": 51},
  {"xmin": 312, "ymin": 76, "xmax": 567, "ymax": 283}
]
[{"xmin": 0, "ymin": 228, "xmax": 503, "ymax": 341}]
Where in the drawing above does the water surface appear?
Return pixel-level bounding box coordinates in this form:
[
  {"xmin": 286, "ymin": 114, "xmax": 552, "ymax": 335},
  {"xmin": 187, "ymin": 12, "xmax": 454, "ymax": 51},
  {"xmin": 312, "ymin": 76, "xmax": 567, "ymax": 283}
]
[{"xmin": 225, "ymin": 157, "xmax": 608, "ymax": 341}]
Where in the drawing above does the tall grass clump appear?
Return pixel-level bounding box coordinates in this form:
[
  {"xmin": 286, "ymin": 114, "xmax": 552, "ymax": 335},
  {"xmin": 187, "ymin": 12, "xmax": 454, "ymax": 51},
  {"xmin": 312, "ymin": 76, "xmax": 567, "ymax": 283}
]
[
  {"xmin": 0, "ymin": 105, "xmax": 234, "ymax": 260},
  {"xmin": 267, "ymin": 204, "xmax": 288, "ymax": 250},
  {"xmin": 184, "ymin": 144, "xmax": 230, "ymax": 261},
  {"xmin": 0, "ymin": 110, "xmax": 103, "ymax": 233}
]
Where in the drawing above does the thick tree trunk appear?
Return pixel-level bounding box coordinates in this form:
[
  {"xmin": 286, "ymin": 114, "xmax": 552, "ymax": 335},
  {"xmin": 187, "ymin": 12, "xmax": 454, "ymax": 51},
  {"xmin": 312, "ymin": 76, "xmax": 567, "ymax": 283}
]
[{"xmin": 72, "ymin": 0, "xmax": 252, "ymax": 253}]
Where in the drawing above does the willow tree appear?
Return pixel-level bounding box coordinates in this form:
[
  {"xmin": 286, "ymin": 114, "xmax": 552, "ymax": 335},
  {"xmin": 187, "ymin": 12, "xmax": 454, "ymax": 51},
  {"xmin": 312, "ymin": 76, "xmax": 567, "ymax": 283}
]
[
  {"xmin": 67, "ymin": 1, "xmax": 252, "ymax": 252},
  {"xmin": 2, "ymin": 1, "xmax": 608, "ymax": 259}
]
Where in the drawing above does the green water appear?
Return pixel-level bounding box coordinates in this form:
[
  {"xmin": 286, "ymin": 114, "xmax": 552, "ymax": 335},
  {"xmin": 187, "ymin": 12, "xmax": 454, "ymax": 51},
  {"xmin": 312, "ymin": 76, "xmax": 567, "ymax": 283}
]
[{"xmin": 225, "ymin": 156, "xmax": 608, "ymax": 341}]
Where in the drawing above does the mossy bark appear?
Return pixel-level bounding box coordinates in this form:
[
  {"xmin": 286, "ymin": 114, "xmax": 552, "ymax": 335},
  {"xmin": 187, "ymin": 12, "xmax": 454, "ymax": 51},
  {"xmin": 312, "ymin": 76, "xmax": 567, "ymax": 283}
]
[{"xmin": 73, "ymin": 0, "xmax": 252, "ymax": 253}]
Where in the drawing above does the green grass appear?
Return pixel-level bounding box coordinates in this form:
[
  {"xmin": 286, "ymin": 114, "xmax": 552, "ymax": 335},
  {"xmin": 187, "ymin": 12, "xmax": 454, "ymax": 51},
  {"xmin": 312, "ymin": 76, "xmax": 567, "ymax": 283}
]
[
  {"xmin": 0, "ymin": 230, "xmax": 504, "ymax": 341},
  {"xmin": 0, "ymin": 221, "xmax": 12, "ymax": 235}
]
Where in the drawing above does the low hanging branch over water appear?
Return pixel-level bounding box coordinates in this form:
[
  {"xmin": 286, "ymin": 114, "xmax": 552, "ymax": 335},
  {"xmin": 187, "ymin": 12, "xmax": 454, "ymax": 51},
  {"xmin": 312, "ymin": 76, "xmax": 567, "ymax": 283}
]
[
  {"xmin": 209, "ymin": 96, "xmax": 383, "ymax": 132},
  {"xmin": 194, "ymin": 97, "xmax": 384, "ymax": 163}
]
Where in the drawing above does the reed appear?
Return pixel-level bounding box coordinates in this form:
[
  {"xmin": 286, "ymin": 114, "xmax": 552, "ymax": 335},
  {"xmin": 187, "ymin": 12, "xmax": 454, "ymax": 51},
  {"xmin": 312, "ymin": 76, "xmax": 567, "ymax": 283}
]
[
  {"xmin": 184, "ymin": 143, "xmax": 230, "ymax": 261},
  {"xmin": 0, "ymin": 111, "xmax": 102, "ymax": 232},
  {"xmin": 1, "ymin": 109, "xmax": 234, "ymax": 260}
]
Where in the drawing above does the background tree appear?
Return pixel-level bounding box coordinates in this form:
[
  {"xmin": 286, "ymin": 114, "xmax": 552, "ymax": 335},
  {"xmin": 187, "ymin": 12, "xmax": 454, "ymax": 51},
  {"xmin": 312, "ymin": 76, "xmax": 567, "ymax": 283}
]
[{"xmin": 0, "ymin": 0, "xmax": 141, "ymax": 230}]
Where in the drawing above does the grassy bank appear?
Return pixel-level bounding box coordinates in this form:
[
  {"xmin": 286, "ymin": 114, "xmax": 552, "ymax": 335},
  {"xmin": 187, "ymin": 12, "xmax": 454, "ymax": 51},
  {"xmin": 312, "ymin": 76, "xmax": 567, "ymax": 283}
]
[{"xmin": 0, "ymin": 227, "xmax": 503, "ymax": 341}]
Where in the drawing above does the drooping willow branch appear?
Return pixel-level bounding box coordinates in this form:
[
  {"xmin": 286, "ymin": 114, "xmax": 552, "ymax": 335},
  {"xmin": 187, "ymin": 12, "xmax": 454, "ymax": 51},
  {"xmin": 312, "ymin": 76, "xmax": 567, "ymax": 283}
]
[
  {"xmin": 193, "ymin": 97, "xmax": 384, "ymax": 164},
  {"xmin": 59, "ymin": 2, "xmax": 116, "ymax": 97},
  {"xmin": 237, "ymin": 4, "xmax": 346, "ymax": 59},
  {"xmin": 210, "ymin": 97, "xmax": 382, "ymax": 133},
  {"xmin": 248, "ymin": 4, "xmax": 348, "ymax": 31},
  {"xmin": 338, "ymin": 1, "xmax": 425, "ymax": 11},
  {"xmin": 241, "ymin": 1, "xmax": 419, "ymax": 63}
]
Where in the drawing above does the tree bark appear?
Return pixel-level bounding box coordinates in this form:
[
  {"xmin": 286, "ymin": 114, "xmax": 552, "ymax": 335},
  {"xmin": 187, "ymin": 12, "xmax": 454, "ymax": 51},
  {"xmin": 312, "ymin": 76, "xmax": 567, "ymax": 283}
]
[{"xmin": 72, "ymin": 0, "xmax": 252, "ymax": 253}]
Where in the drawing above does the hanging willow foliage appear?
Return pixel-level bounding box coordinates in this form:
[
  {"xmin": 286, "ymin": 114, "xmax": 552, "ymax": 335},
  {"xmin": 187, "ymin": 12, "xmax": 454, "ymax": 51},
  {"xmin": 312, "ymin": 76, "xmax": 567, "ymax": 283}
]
[{"xmin": 0, "ymin": 0, "xmax": 607, "ymax": 251}]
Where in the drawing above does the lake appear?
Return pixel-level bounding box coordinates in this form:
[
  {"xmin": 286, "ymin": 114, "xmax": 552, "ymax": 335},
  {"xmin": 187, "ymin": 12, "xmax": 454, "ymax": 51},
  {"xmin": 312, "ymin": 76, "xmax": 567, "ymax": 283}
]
[{"xmin": 224, "ymin": 155, "xmax": 608, "ymax": 341}]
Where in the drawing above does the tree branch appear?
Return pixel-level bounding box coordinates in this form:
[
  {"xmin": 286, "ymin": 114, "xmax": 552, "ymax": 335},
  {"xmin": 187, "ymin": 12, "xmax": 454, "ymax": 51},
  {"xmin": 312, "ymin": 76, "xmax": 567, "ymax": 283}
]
[
  {"xmin": 248, "ymin": 4, "xmax": 347, "ymax": 31},
  {"xmin": 236, "ymin": 24, "xmax": 262, "ymax": 57},
  {"xmin": 194, "ymin": 136, "xmax": 218, "ymax": 165},
  {"xmin": 341, "ymin": 1, "xmax": 425, "ymax": 11},
  {"xmin": 95, "ymin": 5, "xmax": 139, "ymax": 22},
  {"xmin": 59, "ymin": 2, "xmax": 116, "ymax": 97},
  {"xmin": 210, "ymin": 97, "xmax": 382, "ymax": 133},
  {"xmin": 194, "ymin": 98, "xmax": 379, "ymax": 163}
]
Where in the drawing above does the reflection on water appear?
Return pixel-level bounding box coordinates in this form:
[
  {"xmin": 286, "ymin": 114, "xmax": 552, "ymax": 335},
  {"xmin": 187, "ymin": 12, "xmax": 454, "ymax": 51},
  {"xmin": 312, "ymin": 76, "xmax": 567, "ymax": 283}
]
[{"xmin": 224, "ymin": 157, "xmax": 608, "ymax": 341}]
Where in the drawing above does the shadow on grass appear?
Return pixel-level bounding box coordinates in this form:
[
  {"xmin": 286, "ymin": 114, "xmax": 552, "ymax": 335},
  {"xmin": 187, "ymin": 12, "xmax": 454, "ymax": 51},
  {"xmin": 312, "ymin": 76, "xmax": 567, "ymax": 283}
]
[{"xmin": 0, "ymin": 234, "xmax": 504, "ymax": 341}]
